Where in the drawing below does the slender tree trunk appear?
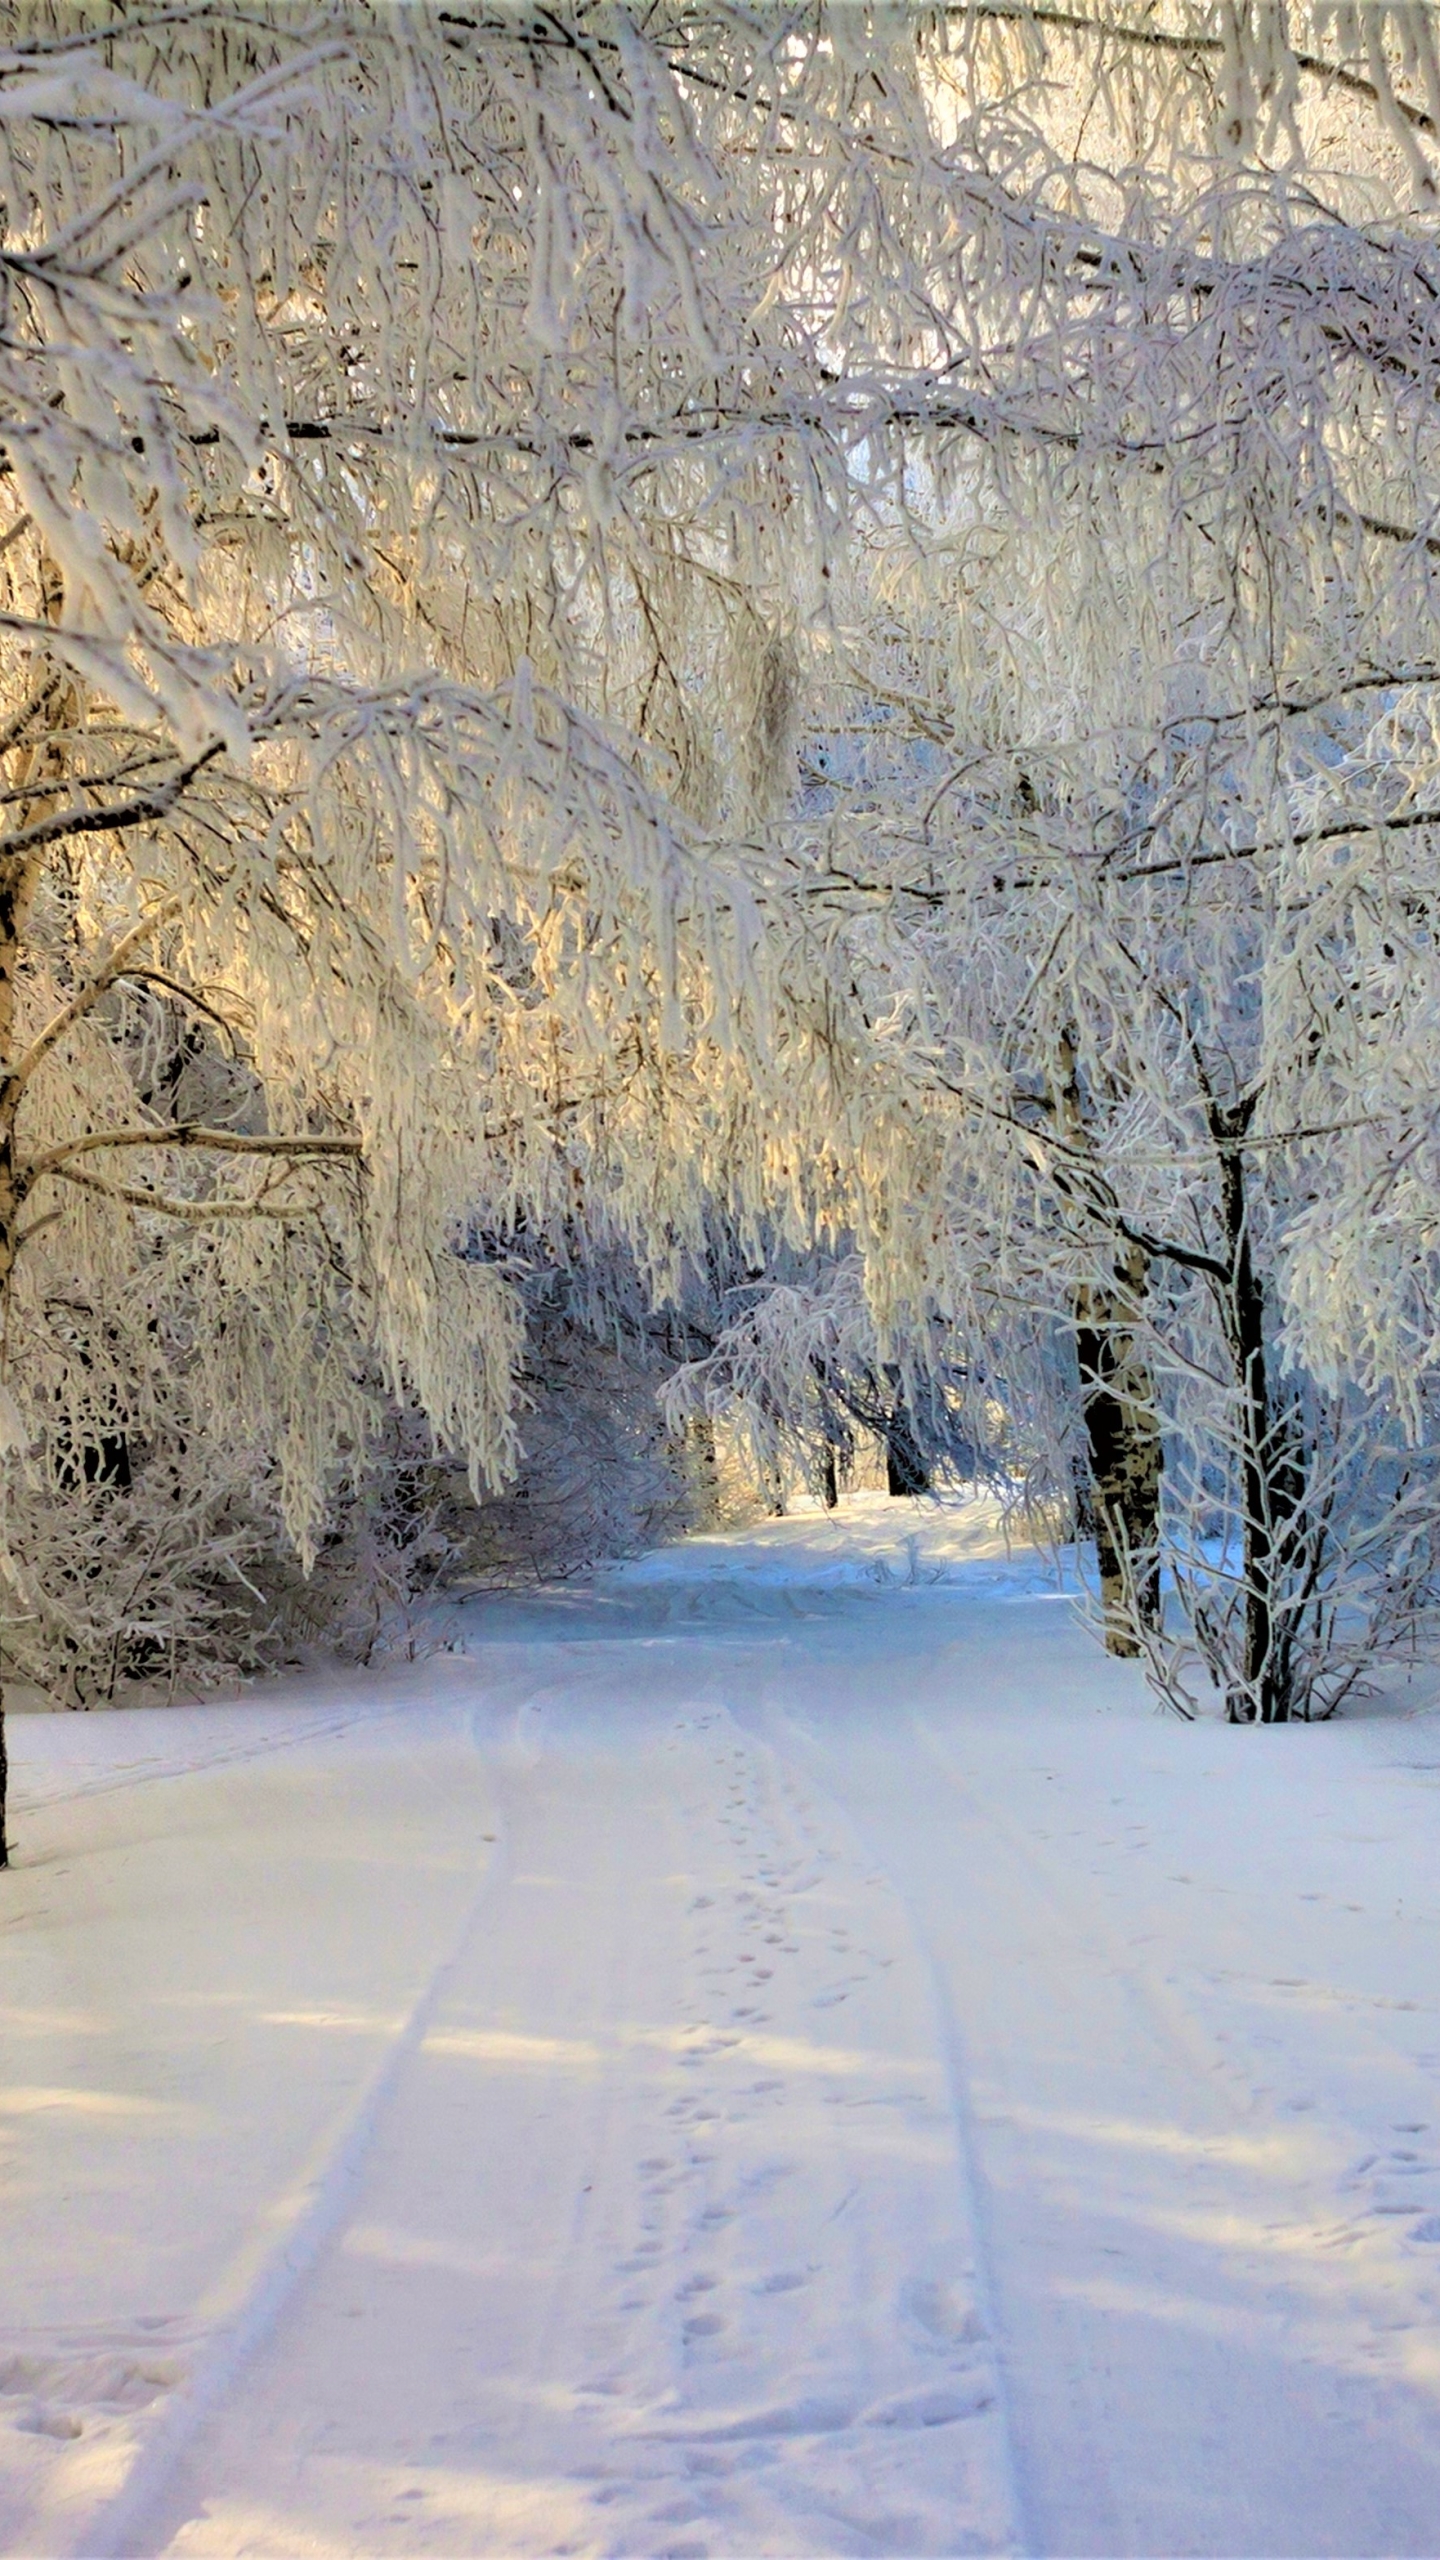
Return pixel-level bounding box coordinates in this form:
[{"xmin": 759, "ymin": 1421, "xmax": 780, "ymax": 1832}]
[
  {"xmin": 1049, "ymin": 1029, "xmax": 1162, "ymax": 1655},
  {"xmin": 884, "ymin": 1400, "xmax": 930, "ymax": 1496},
  {"xmin": 0, "ymin": 584, "xmax": 78, "ymax": 1868},
  {"xmin": 1075, "ymin": 1242, "xmax": 1163, "ymax": 1656},
  {"xmin": 0, "ymin": 806, "xmax": 32, "ymax": 1877},
  {"xmin": 0, "ymin": 1042, "xmax": 20, "ymax": 1873},
  {"xmin": 1215, "ymin": 1120, "xmax": 1288, "ymax": 1722},
  {"xmin": 0, "ymin": 1108, "xmax": 19, "ymax": 1862},
  {"xmin": 820, "ymin": 1445, "xmax": 839, "ymax": 1509}
]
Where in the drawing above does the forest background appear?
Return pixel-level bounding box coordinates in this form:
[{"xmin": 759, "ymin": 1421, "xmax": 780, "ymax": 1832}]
[{"xmin": 8, "ymin": 0, "xmax": 1440, "ymax": 1855}]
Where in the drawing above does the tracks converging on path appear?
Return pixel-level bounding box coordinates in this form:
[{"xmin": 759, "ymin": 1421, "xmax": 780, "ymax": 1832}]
[
  {"xmin": 4, "ymin": 1506, "xmax": 1440, "ymax": 2556},
  {"xmin": 113, "ymin": 1659, "xmax": 1017, "ymax": 2559}
]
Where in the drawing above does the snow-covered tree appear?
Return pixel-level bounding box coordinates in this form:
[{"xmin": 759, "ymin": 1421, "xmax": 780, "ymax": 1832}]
[
  {"xmin": 0, "ymin": 3, "xmax": 864, "ymax": 1851},
  {"xmin": 12, "ymin": 0, "xmax": 1440, "ymax": 1842},
  {"xmin": 775, "ymin": 5, "xmax": 1440, "ymax": 1715}
]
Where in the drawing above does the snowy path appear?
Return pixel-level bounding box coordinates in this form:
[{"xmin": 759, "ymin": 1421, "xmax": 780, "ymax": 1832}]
[{"xmin": 4, "ymin": 1498, "xmax": 1440, "ymax": 2557}]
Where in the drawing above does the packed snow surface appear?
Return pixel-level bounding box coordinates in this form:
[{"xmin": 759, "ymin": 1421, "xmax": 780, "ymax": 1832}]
[{"xmin": 4, "ymin": 1493, "xmax": 1440, "ymax": 2558}]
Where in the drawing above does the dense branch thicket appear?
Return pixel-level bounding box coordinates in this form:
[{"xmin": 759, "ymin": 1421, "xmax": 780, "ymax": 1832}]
[{"xmin": 0, "ymin": 2, "xmax": 844, "ymax": 1837}]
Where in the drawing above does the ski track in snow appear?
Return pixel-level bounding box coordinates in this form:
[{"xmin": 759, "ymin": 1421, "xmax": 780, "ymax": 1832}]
[{"xmin": 2, "ymin": 1495, "xmax": 1440, "ymax": 2556}]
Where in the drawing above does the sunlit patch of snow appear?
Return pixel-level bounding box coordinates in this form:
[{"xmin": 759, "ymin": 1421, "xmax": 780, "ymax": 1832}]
[{"xmin": 602, "ymin": 1487, "xmax": 1067, "ymax": 1598}]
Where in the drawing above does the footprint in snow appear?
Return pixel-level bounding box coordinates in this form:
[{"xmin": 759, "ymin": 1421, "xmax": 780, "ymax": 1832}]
[
  {"xmin": 900, "ymin": 2276, "xmax": 986, "ymax": 2345},
  {"xmin": 15, "ymin": 2407, "xmax": 83, "ymax": 2439},
  {"xmin": 861, "ymin": 2383, "xmax": 993, "ymax": 2429},
  {"xmin": 644, "ymin": 2394, "xmax": 854, "ymax": 2442}
]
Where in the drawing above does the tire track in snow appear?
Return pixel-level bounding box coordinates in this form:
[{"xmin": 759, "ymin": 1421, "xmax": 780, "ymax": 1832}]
[
  {"xmin": 746, "ymin": 1690, "xmax": 1190, "ymax": 2554},
  {"xmin": 15, "ymin": 1720, "xmax": 392, "ymax": 1822},
  {"xmin": 9, "ymin": 1649, "xmax": 522, "ymax": 1825},
  {"xmin": 762, "ymin": 1675, "xmax": 1440, "ymax": 2558},
  {"xmin": 13, "ymin": 1704, "xmax": 405, "ymax": 1819},
  {"xmin": 67, "ymin": 1703, "xmax": 511, "ymax": 2560}
]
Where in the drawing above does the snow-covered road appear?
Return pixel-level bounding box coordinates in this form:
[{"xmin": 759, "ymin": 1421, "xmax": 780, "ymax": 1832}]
[{"xmin": 5, "ymin": 1497, "xmax": 1440, "ymax": 2558}]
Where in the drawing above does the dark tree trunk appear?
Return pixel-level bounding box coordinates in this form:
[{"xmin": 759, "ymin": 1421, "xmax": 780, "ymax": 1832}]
[
  {"xmin": 820, "ymin": 1445, "xmax": 839, "ymax": 1509},
  {"xmin": 0, "ymin": 612, "xmax": 73, "ymax": 1880},
  {"xmin": 1049, "ymin": 1030, "xmax": 1162, "ymax": 1656},
  {"xmin": 1075, "ymin": 1244, "xmax": 1163, "ymax": 1657},
  {"xmin": 1215, "ymin": 1119, "xmax": 1291, "ymax": 1723},
  {"xmin": 0, "ymin": 609, "xmax": 80, "ymax": 1866},
  {"xmin": 885, "ymin": 1398, "xmax": 931, "ymax": 1497},
  {"xmin": 1, "ymin": 864, "xmax": 24, "ymax": 1877}
]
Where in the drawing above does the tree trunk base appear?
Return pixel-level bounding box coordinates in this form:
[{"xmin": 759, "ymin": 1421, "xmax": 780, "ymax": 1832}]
[{"xmin": 885, "ymin": 1405, "xmax": 930, "ymax": 1498}]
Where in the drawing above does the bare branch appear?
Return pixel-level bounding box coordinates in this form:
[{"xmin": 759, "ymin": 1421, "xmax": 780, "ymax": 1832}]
[
  {"xmin": 0, "ymin": 739, "xmax": 224, "ymax": 873},
  {"xmin": 48, "ymin": 1163, "xmax": 317, "ymax": 1222},
  {"xmin": 26, "ymin": 1123, "xmax": 362, "ymax": 1185},
  {"xmin": 2, "ymin": 897, "xmax": 182, "ymax": 1110}
]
